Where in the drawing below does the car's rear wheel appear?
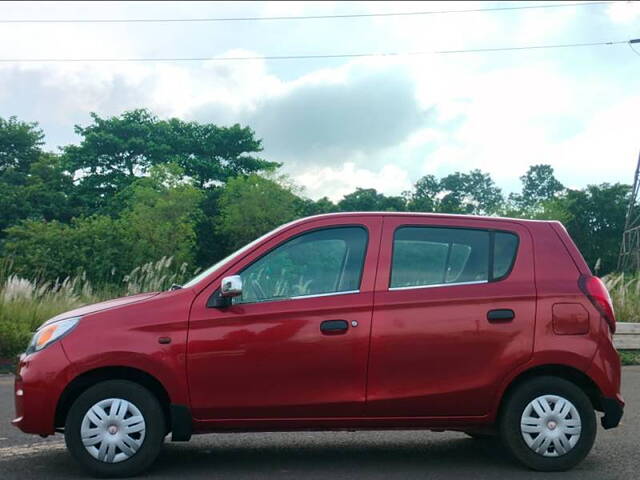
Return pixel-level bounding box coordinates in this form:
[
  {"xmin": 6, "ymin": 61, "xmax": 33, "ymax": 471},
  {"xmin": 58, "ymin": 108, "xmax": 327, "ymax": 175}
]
[
  {"xmin": 500, "ymin": 376, "xmax": 596, "ymax": 471},
  {"xmin": 64, "ymin": 380, "xmax": 165, "ymax": 478}
]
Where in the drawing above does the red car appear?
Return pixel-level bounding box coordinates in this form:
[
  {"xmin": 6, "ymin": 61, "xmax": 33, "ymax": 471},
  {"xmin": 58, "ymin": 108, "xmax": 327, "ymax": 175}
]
[{"xmin": 13, "ymin": 212, "xmax": 623, "ymax": 477}]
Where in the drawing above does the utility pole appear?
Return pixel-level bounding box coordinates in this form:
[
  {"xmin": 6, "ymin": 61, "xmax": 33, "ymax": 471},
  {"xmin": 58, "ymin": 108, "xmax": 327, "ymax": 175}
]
[{"xmin": 618, "ymin": 151, "xmax": 640, "ymax": 271}]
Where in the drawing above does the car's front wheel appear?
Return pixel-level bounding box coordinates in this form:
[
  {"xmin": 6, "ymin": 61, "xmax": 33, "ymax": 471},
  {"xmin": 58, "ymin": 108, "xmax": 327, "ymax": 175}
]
[
  {"xmin": 64, "ymin": 380, "xmax": 165, "ymax": 478},
  {"xmin": 500, "ymin": 376, "xmax": 596, "ymax": 471}
]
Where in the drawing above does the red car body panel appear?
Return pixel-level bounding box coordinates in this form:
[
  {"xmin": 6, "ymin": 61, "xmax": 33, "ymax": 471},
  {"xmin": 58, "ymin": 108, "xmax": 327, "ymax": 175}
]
[
  {"xmin": 62, "ymin": 289, "xmax": 195, "ymax": 405},
  {"xmin": 187, "ymin": 216, "xmax": 382, "ymax": 421},
  {"xmin": 366, "ymin": 216, "xmax": 536, "ymax": 418},
  {"xmin": 12, "ymin": 212, "xmax": 624, "ymax": 438}
]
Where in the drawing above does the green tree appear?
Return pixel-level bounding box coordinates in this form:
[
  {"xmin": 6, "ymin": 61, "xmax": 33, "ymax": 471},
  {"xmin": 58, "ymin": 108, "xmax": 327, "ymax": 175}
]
[
  {"xmin": 3, "ymin": 165, "xmax": 204, "ymax": 283},
  {"xmin": 168, "ymin": 119, "xmax": 277, "ymax": 187},
  {"xmin": 338, "ymin": 188, "xmax": 406, "ymax": 212},
  {"xmin": 0, "ymin": 116, "xmax": 43, "ymax": 174},
  {"xmin": 0, "ymin": 118, "xmax": 77, "ymax": 234},
  {"xmin": 296, "ymin": 196, "xmax": 337, "ymax": 217},
  {"xmin": 438, "ymin": 170, "xmax": 503, "ymax": 215},
  {"xmin": 119, "ymin": 164, "xmax": 203, "ymax": 268},
  {"xmin": 217, "ymin": 174, "xmax": 300, "ymax": 249},
  {"xmin": 194, "ymin": 187, "xmax": 227, "ymax": 267},
  {"xmin": 63, "ymin": 109, "xmax": 278, "ymax": 212},
  {"xmin": 405, "ymin": 170, "xmax": 503, "ymax": 215},
  {"xmin": 20, "ymin": 154, "xmax": 79, "ymax": 222},
  {"xmin": 510, "ymin": 164, "xmax": 564, "ymax": 214},
  {"xmin": 3, "ymin": 216, "xmax": 126, "ymax": 283},
  {"xmin": 536, "ymin": 183, "xmax": 629, "ymax": 274},
  {"xmin": 406, "ymin": 174, "xmax": 440, "ymax": 212}
]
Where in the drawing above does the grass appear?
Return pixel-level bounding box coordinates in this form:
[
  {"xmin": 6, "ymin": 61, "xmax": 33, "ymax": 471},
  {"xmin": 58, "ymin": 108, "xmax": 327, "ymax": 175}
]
[
  {"xmin": 602, "ymin": 273, "xmax": 640, "ymax": 323},
  {"xmin": 619, "ymin": 350, "xmax": 640, "ymax": 366}
]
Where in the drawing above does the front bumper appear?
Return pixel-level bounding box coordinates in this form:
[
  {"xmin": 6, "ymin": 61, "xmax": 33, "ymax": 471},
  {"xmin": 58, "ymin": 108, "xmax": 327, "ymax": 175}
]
[
  {"xmin": 11, "ymin": 342, "xmax": 72, "ymax": 435},
  {"xmin": 600, "ymin": 395, "xmax": 624, "ymax": 429}
]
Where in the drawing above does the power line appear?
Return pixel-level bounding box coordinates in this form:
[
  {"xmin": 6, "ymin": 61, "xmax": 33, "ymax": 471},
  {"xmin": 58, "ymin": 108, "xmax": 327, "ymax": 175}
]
[
  {"xmin": 0, "ymin": 1, "xmax": 616, "ymax": 24},
  {"xmin": 0, "ymin": 40, "xmax": 631, "ymax": 64}
]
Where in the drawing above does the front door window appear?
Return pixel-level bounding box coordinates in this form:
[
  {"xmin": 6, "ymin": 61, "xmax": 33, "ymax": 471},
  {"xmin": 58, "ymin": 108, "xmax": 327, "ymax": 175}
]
[{"xmin": 236, "ymin": 227, "xmax": 368, "ymax": 304}]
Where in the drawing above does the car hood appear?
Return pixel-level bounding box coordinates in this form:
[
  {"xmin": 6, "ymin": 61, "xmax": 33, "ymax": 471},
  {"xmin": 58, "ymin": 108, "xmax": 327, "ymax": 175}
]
[{"xmin": 42, "ymin": 292, "xmax": 161, "ymax": 327}]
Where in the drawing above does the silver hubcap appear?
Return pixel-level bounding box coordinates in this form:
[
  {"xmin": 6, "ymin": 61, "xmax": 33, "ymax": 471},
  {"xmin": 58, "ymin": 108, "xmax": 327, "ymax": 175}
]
[
  {"xmin": 80, "ymin": 398, "xmax": 146, "ymax": 463},
  {"xmin": 520, "ymin": 394, "xmax": 581, "ymax": 457}
]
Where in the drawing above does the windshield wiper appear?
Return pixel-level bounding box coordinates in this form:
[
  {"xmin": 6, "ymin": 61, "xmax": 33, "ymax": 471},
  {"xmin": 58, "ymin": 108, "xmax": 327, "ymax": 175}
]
[{"xmin": 169, "ymin": 284, "xmax": 183, "ymax": 291}]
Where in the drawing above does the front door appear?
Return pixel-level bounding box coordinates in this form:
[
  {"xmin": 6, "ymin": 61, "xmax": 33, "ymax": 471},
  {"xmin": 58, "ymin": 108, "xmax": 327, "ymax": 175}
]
[
  {"xmin": 366, "ymin": 216, "xmax": 536, "ymax": 417},
  {"xmin": 187, "ymin": 217, "xmax": 381, "ymax": 420}
]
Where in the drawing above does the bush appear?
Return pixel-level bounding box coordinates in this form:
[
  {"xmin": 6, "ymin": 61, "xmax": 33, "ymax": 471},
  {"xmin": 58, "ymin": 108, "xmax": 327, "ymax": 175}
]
[
  {"xmin": 619, "ymin": 350, "xmax": 640, "ymax": 366},
  {"xmin": 603, "ymin": 273, "xmax": 640, "ymax": 323},
  {"xmin": 2, "ymin": 166, "xmax": 203, "ymax": 285},
  {"xmin": 0, "ymin": 274, "xmax": 92, "ymax": 359},
  {"xmin": 3, "ymin": 216, "xmax": 127, "ymax": 284},
  {"xmin": 217, "ymin": 174, "xmax": 299, "ymax": 250}
]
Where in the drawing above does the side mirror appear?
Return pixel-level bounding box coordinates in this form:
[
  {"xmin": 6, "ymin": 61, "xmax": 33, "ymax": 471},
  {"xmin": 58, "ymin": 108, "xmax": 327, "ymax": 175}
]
[{"xmin": 220, "ymin": 275, "xmax": 243, "ymax": 298}]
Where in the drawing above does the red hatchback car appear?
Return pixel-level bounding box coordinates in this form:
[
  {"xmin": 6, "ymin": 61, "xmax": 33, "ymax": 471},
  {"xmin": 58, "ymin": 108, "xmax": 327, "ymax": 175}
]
[{"xmin": 13, "ymin": 212, "xmax": 623, "ymax": 477}]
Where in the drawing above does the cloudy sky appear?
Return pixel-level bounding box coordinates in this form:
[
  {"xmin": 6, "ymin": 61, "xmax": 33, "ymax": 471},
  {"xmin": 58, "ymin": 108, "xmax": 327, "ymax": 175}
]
[{"xmin": 1, "ymin": 1, "xmax": 639, "ymax": 200}]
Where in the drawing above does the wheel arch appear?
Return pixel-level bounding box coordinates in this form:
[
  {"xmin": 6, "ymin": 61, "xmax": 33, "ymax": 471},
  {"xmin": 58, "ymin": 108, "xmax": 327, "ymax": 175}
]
[
  {"xmin": 55, "ymin": 366, "xmax": 171, "ymax": 430},
  {"xmin": 497, "ymin": 364, "xmax": 604, "ymax": 421}
]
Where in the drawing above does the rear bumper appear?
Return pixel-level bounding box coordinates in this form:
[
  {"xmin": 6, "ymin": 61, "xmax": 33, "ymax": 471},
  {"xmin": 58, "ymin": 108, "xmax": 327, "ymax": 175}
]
[
  {"xmin": 600, "ymin": 395, "xmax": 624, "ymax": 429},
  {"xmin": 586, "ymin": 333, "xmax": 624, "ymax": 430}
]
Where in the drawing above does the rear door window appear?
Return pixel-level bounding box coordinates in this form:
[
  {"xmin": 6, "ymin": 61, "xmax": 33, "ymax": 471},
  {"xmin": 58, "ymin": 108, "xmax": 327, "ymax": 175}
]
[{"xmin": 390, "ymin": 227, "xmax": 518, "ymax": 289}]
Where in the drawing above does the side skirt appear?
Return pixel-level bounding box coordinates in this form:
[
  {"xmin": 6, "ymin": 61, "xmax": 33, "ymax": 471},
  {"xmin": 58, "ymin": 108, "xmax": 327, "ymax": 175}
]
[{"xmin": 191, "ymin": 415, "xmax": 492, "ymax": 434}]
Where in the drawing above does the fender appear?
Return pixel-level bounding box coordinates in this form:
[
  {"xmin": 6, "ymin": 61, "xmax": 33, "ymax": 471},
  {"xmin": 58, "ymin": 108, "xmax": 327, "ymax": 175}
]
[
  {"xmin": 488, "ymin": 349, "xmax": 600, "ymax": 422},
  {"xmin": 59, "ymin": 290, "xmax": 192, "ymax": 406}
]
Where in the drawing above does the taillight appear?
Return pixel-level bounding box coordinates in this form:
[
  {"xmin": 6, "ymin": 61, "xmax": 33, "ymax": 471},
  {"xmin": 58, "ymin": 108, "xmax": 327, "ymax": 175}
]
[{"xmin": 579, "ymin": 275, "xmax": 616, "ymax": 334}]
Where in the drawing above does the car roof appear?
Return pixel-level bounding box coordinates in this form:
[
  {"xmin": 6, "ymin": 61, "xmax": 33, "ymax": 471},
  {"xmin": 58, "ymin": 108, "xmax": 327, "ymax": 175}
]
[{"xmin": 295, "ymin": 211, "xmax": 551, "ymax": 225}]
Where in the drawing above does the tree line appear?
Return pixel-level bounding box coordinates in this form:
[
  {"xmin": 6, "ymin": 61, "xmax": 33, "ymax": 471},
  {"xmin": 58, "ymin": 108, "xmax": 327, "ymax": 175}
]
[{"xmin": 0, "ymin": 109, "xmax": 630, "ymax": 285}]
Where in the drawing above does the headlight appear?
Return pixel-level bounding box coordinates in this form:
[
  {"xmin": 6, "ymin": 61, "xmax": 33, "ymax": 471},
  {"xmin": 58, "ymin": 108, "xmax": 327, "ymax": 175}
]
[{"xmin": 26, "ymin": 317, "xmax": 80, "ymax": 354}]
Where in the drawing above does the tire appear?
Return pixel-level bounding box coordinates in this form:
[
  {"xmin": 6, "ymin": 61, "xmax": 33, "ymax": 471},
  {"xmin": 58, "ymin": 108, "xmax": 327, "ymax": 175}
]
[
  {"xmin": 499, "ymin": 376, "xmax": 596, "ymax": 472},
  {"xmin": 64, "ymin": 380, "xmax": 166, "ymax": 478}
]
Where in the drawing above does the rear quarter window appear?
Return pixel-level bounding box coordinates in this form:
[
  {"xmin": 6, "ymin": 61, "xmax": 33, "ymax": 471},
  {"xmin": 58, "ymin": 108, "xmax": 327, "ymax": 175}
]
[{"xmin": 493, "ymin": 231, "xmax": 519, "ymax": 280}]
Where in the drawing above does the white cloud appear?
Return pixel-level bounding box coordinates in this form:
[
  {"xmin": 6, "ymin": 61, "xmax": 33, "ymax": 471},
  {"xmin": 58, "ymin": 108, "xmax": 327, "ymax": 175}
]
[
  {"xmin": 294, "ymin": 162, "xmax": 412, "ymax": 201},
  {"xmin": 553, "ymin": 95, "xmax": 640, "ymax": 185},
  {"xmin": 0, "ymin": 0, "xmax": 637, "ymax": 199},
  {"xmin": 607, "ymin": 1, "xmax": 640, "ymax": 24}
]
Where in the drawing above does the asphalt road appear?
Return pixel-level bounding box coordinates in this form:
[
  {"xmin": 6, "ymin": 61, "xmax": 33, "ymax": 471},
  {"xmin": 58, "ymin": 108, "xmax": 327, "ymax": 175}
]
[{"xmin": 0, "ymin": 368, "xmax": 638, "ymax": 479}]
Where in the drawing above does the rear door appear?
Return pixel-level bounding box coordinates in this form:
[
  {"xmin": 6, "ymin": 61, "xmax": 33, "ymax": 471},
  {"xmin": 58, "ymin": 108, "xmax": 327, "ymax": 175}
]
[{"xmin": 366, "ymin": 216, "xmax": 535, "ymax": 417}]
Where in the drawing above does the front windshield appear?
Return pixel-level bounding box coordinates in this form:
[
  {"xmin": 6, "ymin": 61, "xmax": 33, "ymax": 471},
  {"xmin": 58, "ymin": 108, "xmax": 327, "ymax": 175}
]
[{"xmin": 182, "ymin": 220, "xmax": 299, "ymax": 288}]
